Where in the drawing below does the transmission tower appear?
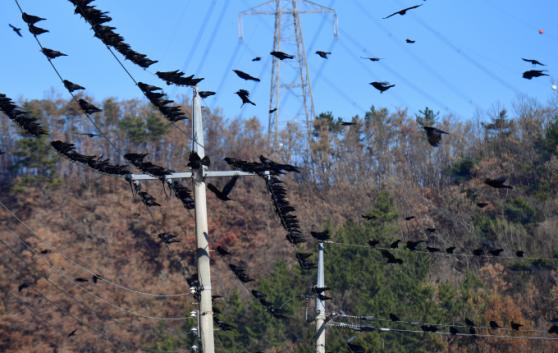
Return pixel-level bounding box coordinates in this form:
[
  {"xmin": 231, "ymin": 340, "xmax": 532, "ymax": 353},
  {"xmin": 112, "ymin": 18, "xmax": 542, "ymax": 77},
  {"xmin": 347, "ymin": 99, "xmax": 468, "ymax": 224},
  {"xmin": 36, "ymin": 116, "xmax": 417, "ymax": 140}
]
[{"xmin": 239, "ymin": 0, "xmax": 338, "ymax": 149}]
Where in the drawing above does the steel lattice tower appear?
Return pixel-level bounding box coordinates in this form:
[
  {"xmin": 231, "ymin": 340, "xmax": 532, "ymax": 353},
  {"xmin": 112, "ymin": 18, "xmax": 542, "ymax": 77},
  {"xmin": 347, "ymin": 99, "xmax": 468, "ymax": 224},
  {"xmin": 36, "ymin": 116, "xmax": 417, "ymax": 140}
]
[{"xmin": 239, "ymin": 0, "xmax": 338, "ymax": 149}]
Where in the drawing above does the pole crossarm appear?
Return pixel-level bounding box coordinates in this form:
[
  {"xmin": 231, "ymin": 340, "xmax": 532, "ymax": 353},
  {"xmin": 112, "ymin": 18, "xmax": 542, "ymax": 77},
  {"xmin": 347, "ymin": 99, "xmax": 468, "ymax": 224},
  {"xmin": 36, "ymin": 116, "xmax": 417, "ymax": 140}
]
[{"xmin": 128, "ymin": 170, "xmax": 259, "ymax": 182}]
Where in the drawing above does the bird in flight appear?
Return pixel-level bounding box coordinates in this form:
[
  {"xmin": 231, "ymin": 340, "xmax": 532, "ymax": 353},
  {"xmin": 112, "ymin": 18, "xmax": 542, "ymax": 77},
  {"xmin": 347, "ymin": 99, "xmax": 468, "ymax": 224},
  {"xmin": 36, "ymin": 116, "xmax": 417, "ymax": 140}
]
[
  {"xmin": 63, "ymin": 80, "xmax": 85, "ymax": 93},
  {"xmin": 405, "ymin": 38, "xmax": 416, "ymax": 44},
  {"xmin": 315, "ymin": 50, "xmax": 331, "ymax": 59},
  {"xmin": 390, "ymin": 239, "xmax": 401, "ymax": 248},
  {"xmin": 269, "ymin": 108, "xmax": 278, "ymax": 114},
  {"xmin": 362, "ymin": 56, "xmax": 382, "ymax": 62},
  {"xmin": 207, "ymin": 176, "xmax": 239, "ymax": 201},
  {"xmin": 270, "ymin": 50, "xmax": 294, "ymax": 60},
  {"xmin": 235, "ymin": 89, "xmax": 256, "ymax": 106},
  {"xmin": 522, "ymin": 70, "xmax": 548, "ymax": 80},
  {"xmin": 383, "ymin": 4, "xmax": 423, "ymax": 19},
  {"xmin": 41, "ymin": 48, "xmax": 67, "ymax": 59},
  {"xmin": 489, "ymin": 248, "xmax": 504, "ymax": 256},
  {"xmin": 522, "ymin": 58, "xmax": 545, "ymax": 66},
  {"xmin": 423, "ymin": 126, "xmax": 448, "ymax": 147},
  {"xmin": 370, "ymin": 81, "xmax": 395, "ymax": 93},
  {"xmin": 9, "ymin": 24, "xmax": 22, "ymax": 37},
  {"xmin": 233, "ymin": 69, "xmax": 260, "ymax": 82},
  {"xmin": 368, "ymin": 239, "xmax": 380, "ymax": 247},
  {"xmin": 484, "ymin": 176, "xmax": 513, "ymax": 189},
  {"xmin": 252, "ymin": 56, "xmax": 261, "ymax": 62},
  {"xmin": 199, "ymin": 91, "xmax": 215, "ymax": 98}
]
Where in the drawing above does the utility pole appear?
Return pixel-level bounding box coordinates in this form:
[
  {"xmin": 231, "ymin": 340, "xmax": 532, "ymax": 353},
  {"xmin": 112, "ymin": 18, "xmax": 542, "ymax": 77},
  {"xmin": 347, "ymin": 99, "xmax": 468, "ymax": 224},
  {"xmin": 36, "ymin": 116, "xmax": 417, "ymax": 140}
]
[
  {"xmin": 238, "ymin": 0, "xmax": 338, "ymax": 150},
  {"xmin": 316, "ymin": 242, "xmax": 326, "ymax": 353},
  {"xmin": 130, "ymin": 88, "xmax": 258, "ymax": 353}
]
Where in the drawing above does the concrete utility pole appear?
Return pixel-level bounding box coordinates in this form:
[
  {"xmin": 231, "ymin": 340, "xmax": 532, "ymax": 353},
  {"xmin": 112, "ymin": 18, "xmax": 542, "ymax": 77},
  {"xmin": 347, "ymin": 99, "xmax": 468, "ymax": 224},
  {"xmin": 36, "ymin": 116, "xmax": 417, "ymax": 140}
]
[
  {"xmin": 130, "ymin": 88, "xmax": 258, "ymax": 353},
  {"xmin": 315, "ymin": 242, "xmax": 326, "ymax": 353}
]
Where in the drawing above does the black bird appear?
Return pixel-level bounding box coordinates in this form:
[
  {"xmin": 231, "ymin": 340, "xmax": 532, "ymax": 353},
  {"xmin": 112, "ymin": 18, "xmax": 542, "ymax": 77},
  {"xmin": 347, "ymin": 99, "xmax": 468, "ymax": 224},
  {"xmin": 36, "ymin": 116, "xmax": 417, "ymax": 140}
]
[
  {"xmin": 22, "ymin": 12, "xmax": 46, "ymax": 25},
  {"xmin": 489, "ymin": 248, "xmax": 504, "ymax": 256},
  {"xmin": 41, "ymin": 48, "xmax": 67, "ymax": 59},
  {"xmin": 425, "ymin": 227, "xmax": 436, "ymax": 233},
  {"xmin": 405, "ymin": 38, "xmax": 416, "ymax": 44},
  {"xmin": 310, "ymin": 230, "xmax": 330, "ymax": 241},
  {"xmin": 549, "ymin": 317, "xmax": 558, "ymax": 324},
  {"xmin": 472, "ymin": 248, "xmax": 484, "ymax": 256},
  {"xmin": 446, "ymin": 246, "xmax": 456, "ymax": 254},
  {"xmin": 406, "ymin": 240, "xmax": 424, "ymax": 251},
  {"xmin": 390, "ymin": 239, "xmax": 401, "ymax": 248},
  {"xmin": 251, "ymin": 290, "xmax": 266, "ymax": 299},
  {"xmin": 259, "ymin": 155, "xmax": 300, "ymax": 173},
  {"xmin": 370, "ymin": 81, "xmax": 395, "ymax": 93},
  {"xmin": 188, "ymin": 151, "xmax": 210, "ymax": 169},
  {"xmin": 9, "ymin": 24, "xmax": 22, "ymax": 37},
  {"xmin": 347, "ymin": 342, "xmax": 365, "ymax": 353},
  {"xmin": 464, "ymin": 318, "xmax": 475, "ymax": 327},
  {"xmin": 28, "ymin": 24, "xmax": 49, "ymax": 36},
  {"xmin": 523, "ymin": 69, "xmax": 548, "ymax": 79},
  {"xmin": 404, "ymin": 216, "xmax": 415, "ymax": 221},
  {"xmin": 511, "ymin": 321, "xmax": 523, "ymax": 331},
  {"xmin": 78, "ymin": 99, "xmax": 102, "ymax": 114},
  {"xmin": 74, "ymin": 277, "xmax": 89, "ymax": 283},
  {"xmin": 489, "ymin": 320, "xmax": 500, "ymax": 329},
  {"xmin": 389, "ymin": 313, "xmax": 400, "ymax": 322},
  {"xmin": 312, "ymin": 286, "xmax": 330, "ymax": 294},
  {"xmin": 426, "ymin": 246, "xmax": 441, "ymax": 253},
  {"xmin": 380, "ymin": 250, "xmax": 403, "ymax": 264},
  {"xmin": 341, "ymin": 121, "xmax": 356, "ymax": 126},
  {"xmin": 216, "ymin": 246, "xmax": 232, "ymax": 256},
  {"xmin": 423, "ymin": 126, "xmax": 448, "ymax": 147},
  {"xmin": 158, "ymin": 232, "xmax": 180, "ymax": 244},
  {"xmin": 270, "ymin": 50, "xmax": 294, "ymax": 60},
  {"xmin": 207, "ymin": 176, "xmax": 239, "ymax": 201},
  {"xmin": 199, "ymin": 91, "xmax": 215, "ymax": 98},
  {"xmin": 235, "ymin": 89, "xmax": 256, "ymax": 106},
  {"xmin": 233, "ymin": 69, "xmax": 260, "ymax": 82},
  {"xmin": 362, "ymin": 56, "xmax": 382, "ymax": 62},
  {"xmin": 316, "ymin": 50, "xmax": 331, "ymax": 59},
  {"xmin": 421, "ymin": 324, "xmax": 438, "ymax": 332},
  {"xmin": 383, "ymin": 5, "xmax": 423, "ymax": 19},
  {"xmin": 361, "ymin": 214, "xmax": 377, "ymax": 221},
  {"xmin": 516, "ymin": 250, "xmax": 525, "ymax": 257},
  {"xmin": 92, "ymin": 274, "xmax": 100, "ymax": 283},
  {"xmin": 476, "ymin": 202, "xmax": 489, "ymax": 208},
  {"xmin": 368, "ymin": 239, "xmax": 380, "ymax": 247},
  {"xmin": 252, "ymin": 56, "xmax": 261, "ymax": 61},
  {"xmin": 77, "ymin": 132, "xmax": 97, "ymax": 138},
  {"xmin": 317, "ymin": 293, "xmax": 332, "ymax": 301},
  {"xmin": 549, "ymin": 325, "xmax": 558, "ymax": 335},
  {"xmin": 449, "ymin": 326, "xmax": 459, "ymax": 335},
  {"xmin": 269, "ymin": 108, "xmax": 278, "ymax": 113},
  {"xmin": 67, "ymin": 329, "xmax": 78, "ymax": 338},
  {"xmin": 469, "ymin": 326, "xmax": 477, "ymax": 335},
  {"xmin": 484, "ymin": 176, "xmax": 513, "ymax": 189},
  {"xmin": 522, "ymin": 58, "xmax": 545, "ymax": 66},
  {"xmin": 18, "ymin": 282, "xmax": 30, "ymax": 292},
  {"xmin": 63, "ymin": 80, "xmax": 85, "ymax": 92}
]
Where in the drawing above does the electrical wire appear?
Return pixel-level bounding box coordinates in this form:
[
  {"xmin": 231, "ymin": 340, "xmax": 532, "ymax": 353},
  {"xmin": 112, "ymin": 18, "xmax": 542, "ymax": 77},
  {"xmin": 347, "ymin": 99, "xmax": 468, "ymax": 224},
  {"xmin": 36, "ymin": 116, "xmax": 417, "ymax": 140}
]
[
  {"xmin": 180, "ymin": 0, "xmax": 218, "ymax": 75},
  {"xmin": 194, "ymin": 0, "xmax": 232, "ymax": 75}
]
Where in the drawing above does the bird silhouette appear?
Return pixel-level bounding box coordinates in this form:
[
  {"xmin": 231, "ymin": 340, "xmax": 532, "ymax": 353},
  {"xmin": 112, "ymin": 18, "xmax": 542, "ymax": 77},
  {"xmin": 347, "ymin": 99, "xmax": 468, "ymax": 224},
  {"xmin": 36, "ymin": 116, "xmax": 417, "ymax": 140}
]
[
  {"xmin": 252, "ymin": 56, "xmax": 261, "ymax": 61},
  {"xmin": 425, "ymin": 227, "xmax": 436, "ymax": 233},
  {"xmin": 362, "ymin": 56, "xmax": 382, "ymax": 62},
  {"xmin": 426, "ymin": 246, "xmax": 441, "ymax": 253},
  {"xmin": 484, "ymin": 176, "xmax": 513, "ymax": 189},
  {"xmin": 549, "ymin": 325, "xmax": 558, "ymax": 335},
  {"xmin": 270, "ymin": 50, "xmax": 294, "ymax": 60},
  {"xmin": 489, "ymin": 320, "xmax": 500, "ymax": 329},
  {"xmin": 423, "ymin": 126, "xmax": 448, "ymax": 147},
  {"xmin": 188, "ymin": 151, "xmax": 210, "ymax": 169},
  {"xmin": 516, "ymin": 250, "xmax": 525, "ymax": 257},
  {"xmin": 476, "ymin": 202, "xmax": 489, "ymax": 208},
  {"xmin": 389, "ymin": 313, "xmax": 400, "ymax": 321},
  {"xmin": 92, "ymin": 274, "xmax": 100, "ymax": 283},
  {"xmin": 315, "ymin": 50, "xmax": 331, "ymax": 59},
  {"xmin": 405, "ymin": 38, "xmax": 416, "ymax": 44},
  {"xmin": 269, "ymin": 108, "xmax": 278, "ymax": 113},
  {"xmin": 78, "ymin": 99, "xmax": 102, "ymax": 114},
  {"xmin": 465, "ymin": 318, "xmax": 475, "ymax": 326},
  {"xmin": 67, "ymin": 329, "xmax": 78, "ymax": 338},
  {"xmin": 489, "ymin": 248, "xmax": 504, "ymax": 256},
  {"xmin": 368, "ymin": 239, "xmax": 380, "ymax": 247},
  {"xmin": 207, "ymin": 176, "xmax": 239, "ymax": 201},
  {"xmin": 522, "ymin": 58, "xmax": 545, "ymax": 66},
  {"xmin": 158, "ymin": 232, "xmax": 180, "ymax": 244},
  {"xmin": 390, "ymin": 239, "xmax": 401, "ymax": 248},
  {"xmin": 347, "ymin": 342, "xmax": 365, "ymax": 353},
  {"xmin": 233, "ymin": 69, "xmax": 260, "ymax": 82},
  {"xmin": 472, "ymin": 248, "xmax": 484, "ymax": 256},
  {"xmin": 312, "ymin": 285, "xmax": 330, "ymax": 294},
  {"xmin": 523, "ymin": 69, "xmax": 548, "ymax": 80},
  {"xmin": 370, "ymin": 81, "xmax": 395, "ymax": 93},
  {"xmin": 404, "ymin": 216, "xmax": 415, "ymax": 221},
  {"xmin": 9, "ymin": 24, "xmax": 22, "ymax": 37},
  {"xmin": 28, "ymin": 24, "xmax": 49, "ymax": 36},
  {"xmin": 63, "ymin": 80, "xmax": 85, "ymax": 92},
  {"xmin": 469, "ymin": 326, "xmax": 477, "ymax": 335},
  {"xmin": 41, "ymin": 48, "xmax": 67, "ymax": 59},
  {"xmin": 421, "ymin": 324, "xmax": 438, "ymax": 332},
  {"xmin": 22, "ymin": 12, "xmax": 46, "ymax": 25},
  {"xmin": 446, "ymin": 246, "xmax": 456, "ymax": 254},
  {"xmin": 361, "ymin": 214, "xmax": 377, "ymax": 221},
  {"xmin": 511, "ymin": 321, "xmax": 523, "ymax": 331},
  {"xmin": 380, "ymin": 250, "xmax": 403, "ymax": 264},
  {"xmin": 251, "ymin": 290, "xmax": 266, "ymax": 299},
  {"xmin": 260, "ymin": 155, "xmax": 300, "ymax": 173},
  {"xmin": 406, "ymin": 240, "xmax": 424, "ymax": 251},
  {"xmin": 383, "ymin": 5, "xmax": 423, "ymax": 19},
  {"xmin": 18, "ymin": 282, "xmax": 30, "ymax": 292},
  {"xmin": 341, "ymin": 121, "xmax": 355, "ymax": 126},
  {"xmin": 449, "ymin": 326, "xmax": 459, "ymax": 335},
  {"xmin": 310, "ymin": 230, "xmax": 330, "ymax": 241},
  {"xmin": 216, "ymin": 246, "xmax": 232, "ymax": 256},
  {"xmin": 199, "ymin": 91, "xmax": 215, "ymax": 98},
  {"xmin": 235, "ymin": 89, "xmax": 256, "ymax": 106}
]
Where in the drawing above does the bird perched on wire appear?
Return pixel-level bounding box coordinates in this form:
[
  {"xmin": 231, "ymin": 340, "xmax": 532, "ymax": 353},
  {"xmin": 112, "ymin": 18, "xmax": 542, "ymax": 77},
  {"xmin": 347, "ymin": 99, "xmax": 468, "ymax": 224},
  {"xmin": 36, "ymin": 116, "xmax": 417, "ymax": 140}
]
[
  {"xmin": 389, "ymin": 313, "xmax": 400, "ymax": 322},
  {"xmin": 158, "ymin": 232, "xmax": 180, "ymax": 244},
  {"xmin": 187, "ymin": 151, "xmax": 210, "ymax": 170},
  {"xmin": 270, "ymin": 50, "xmax": 294, "ymax": 60},
  {"xmin": 9, "ymin": 24, "xmax": 22, "ymax": 37},
  {"xmin": 198, "ymin": 91, "xmax": 215, "ymax": 98},
  {"xmin": 341, "ymin": 121, "xmax": 356, "ymax": 126},
  {"xmin": 21, "ymin": 12, "xmax": 46, "ymax": 25},
  {"xmin": 78, "ymin": 99, "xmax": 102, "ymax": 114},
  {"xmin": 522, "ymin": 58, "xmax": 545, "ymax": 66},
  {"xmin": 370, "ymin": 81, "xmax": 395, "ymax": 93},
  {"xmin": 63, "ymin": 80, "xmax": 85, "ymax": 92},
  {"xmin": 310, "ymin": 230, "xmax": 330, "ymax": 241},
  {"xmin": 390, "ymin": 239, "xmax": 401, "ymax": 248},
  {"xmin": 269, "ymin": 107, "xmax": 278, "ymax": 114},
  {"xmin": 423, "ymin": 126, "xmax": 448, "ymax": 147},
  {"xmin": 406, "ymin": 240, "xmax": 425, "ymax": 251},
  {"xmin": 362, "ymin": 56, "xmax": 382, "ymax": 62},
  {"xmin": 380, "ymin": 249, "xmax": 403, "ymax": 264},
  {"xmin": 484, "ymin": 176, "xmax": 513, "ymax": 189},
  {"xmin": 235, "ymin": 89, "xmax": 256, "ymax": 106},
  {"xmin": 489, "ymin": 320, "xmax": 500, "ymax": 329},
  {"xmin": 315, "ymin": 50, "xmax": 331, "ymax": 59},
  {"xmin": 522, "ymin": 69, "xmax": 548, "ymax": 80},
  {"xmin": 383, "ymin": 4, "xmax": 423, "ymax": 19},
  {"xmin": 511, "ymin": 321, "xmax": 523, "ymax": 331},
  {"xmin": 28, "ymin": 24, "xmax": 48, "ymax": 36},
  {"xmin": 41, "ymin": 48, "xmax": 67, "ymax": 59},
  {"xmin": 233, "ymin": 69, "xmax": 260, "ymax": 82},
  {"xmin": 207, "ymin": 176, "xmax": 239, "ymax": 202}
]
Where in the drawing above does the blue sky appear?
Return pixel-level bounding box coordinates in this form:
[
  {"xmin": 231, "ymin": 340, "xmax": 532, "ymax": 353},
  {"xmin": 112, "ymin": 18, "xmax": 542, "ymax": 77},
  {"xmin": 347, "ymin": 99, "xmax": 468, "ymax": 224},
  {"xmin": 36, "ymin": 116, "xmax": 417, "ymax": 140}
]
[{"xmin": 1, "ymin": 0, "xmax": 557, "ymax": 131}]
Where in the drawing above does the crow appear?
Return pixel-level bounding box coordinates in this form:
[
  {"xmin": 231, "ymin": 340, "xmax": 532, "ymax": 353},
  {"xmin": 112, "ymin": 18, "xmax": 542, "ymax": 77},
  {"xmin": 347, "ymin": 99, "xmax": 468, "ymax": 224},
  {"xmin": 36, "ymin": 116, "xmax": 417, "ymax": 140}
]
[
  {"xmin": 380, "ymin": 250, "xmax": 403, "ymax": 264},
  {"xmin": 235, "ymin": 89, "xmax": 256, "ymax": 106},
  {"xmin": 188, "ymin": 151, "xmax": 210, "ymax": 169},
  {"xmin": 469, "ymin": 326, "xmax": 477, "ymax": 335},
  {"xmin": 310, "ymin": 230, "xmax": 330, "ymax": 241},
  {"xmin": 316, "ymin": 50, "xmax": 331, "ymax": 59},
  {"xmin": 216, "ymin": 246, "xmax": 232, "ymax": 256},
  {"xmin": 511, "ymin": 321, "xmax": 523, "ymax": 331},
  {"xmin": 341, "ymin": 121, "xmax": 356, "ymax": 126},
  {"xmin": 489, "ymin": 321, "xmax": 500, "ymax": 329},
  {"xmin": 489, "ymin": 248, "xmax": 504, "ymax": 256},
  {"xmin": 425, "ymin": 227, "xmax": 436, "ymax": 233},
  {"xmin": 405, "ymin": 38, "xmax": 416, "ymax": 44},
  {"xmin": 390, "ymin": 239, "xmax": 401, "ymax": 248},
  {"xmin": 476, "ymin": 202, "xmax": 489, "ymax": 208},
  {"xmin": 423, "ymin": 126, "xmax": 448, "ymax": 147},
  {"xmin": 449, "ymin": 326, "xmax": 459, "ymax": 335},
  {"xmin": 446, "ymin": 246, "xmax": 456, "ymax": 254},
  {"xmin": 522, "ymin": 58, "xmax": 545, "ymax": 66},
  {"xmin": 22, "ymin": 12, "xmax": 46, "ymax": 25},
  {"xmin": 74, "ymin": 277, "xmax": 89, "ymax": 283},
  {"xmin": 251, "ymin": 290, "xmax": 266, "ymax": 299},
  {"xmin": 28, "ymin": 24, "xmax": 49, "ymax": 36},
  {"xmin": 362, "ymin": 56, "xmax": 382, "ymax": 62},
  {"xmin": 370, "ymin": 81, "xmax": 395, "ymax": 93},
  {"xmin": 347, "ymin": 342, "xmax": 365, "ymax": 353},
  {"xmin": 484, "ymin": 176, "xmax": 513, "ymax": 189},
  {"xmin": 207, "ymin": 176, "xmax": 239, "ymax": 201},
  {"xmin": 406, "ymin": 240, "xmax": 424, "ymax": 251},
  {"xmin": 158, "ymin": 232, "xmax": 180, "ymax": 244},
  {"xmin": 78, "ymin": 99, "xmax": 102, "ymax": 114},
  {"xmin": 252, "ymin": 56, "xmax": 261, "ymax": 61},
  {"xmin": 404, "ymin": 216, "xmax": 415, "ymax": 221},
  {"xmin": 426, "ymin": 246, "xmax": 441, "ymax": 253},
  {"xmin": 516, "ymin": 250, "xmax": 525, "ymax": 257},
  {"xmin": 317, "ymin": 293, "xmax": 332, "ymax": 301},
  {"xmin": 269, "ymin": 108, "xmax": 278, "ymax": 113},
  {"xmin": 361, "ymin": 214, "xmax": 377, "ymax": 221},
  {"xmin": 464, "ymin": 318, "xmax": 475, "ymax": 327},
  {"xmin": 389, "ymin": 313, "xmax": 400, "ymax": 322},
  {"xmin": 41, "ymin": 48, "xmax": 67, "ymax": 59},
  {"xmin": 63, "ymin": 80, "xmax": 85, "ymax": 92},
  {"xmin": 199, "ymin": 91, "xmax": 215, "ymax": 98},
  {"xmin": 9, "ymin": 24, "xmax": 22, "ymax": 37},
  {"xmin": 421, "ymin": 324, "xmax": 438, "ymax": 332},
  {"xmin": 472, "ymin": 248, "xmax": 484, "ymax": 256},
  {"xmin": 233, "ymin": 69, "xmax": 260, "ymax": 82},
  {"xmin": 383, "ymin": 5, "xmax": 423, "ymax": 19},
  {"xmin": 92, "ymin": 274, "xmax": 100, "ymax": 283},
  {"xmin": 270, "ymin": 50, "xmax": 294, "ymax": 60},
  {"xmin": 312, "ymin": 286, "xmax": 330, "ymax": 294},
  {"xmin": 368, "ymin": 239, "xmax": 380, "ymax": 247},
  {"xmin": 138, "ymin": 191, "xmax": 160, "ymax": 207},
  {"xmin": 67, "ymin": 329, "xmax": 78, "ymax": 337},
  {"xmin": 522, "ymin": 69, "xmax": 548, "ymax": 80},
  {"xmin": 18, "ymin": 282, "xmax": 30, "ymax": 292},
  {"xmin": 549, "ymin": 325, "xmax": 558, "ymax": 335},
  {"xmin": 260, "ymin": 155, "xmax": 300, "ymax": 173}
]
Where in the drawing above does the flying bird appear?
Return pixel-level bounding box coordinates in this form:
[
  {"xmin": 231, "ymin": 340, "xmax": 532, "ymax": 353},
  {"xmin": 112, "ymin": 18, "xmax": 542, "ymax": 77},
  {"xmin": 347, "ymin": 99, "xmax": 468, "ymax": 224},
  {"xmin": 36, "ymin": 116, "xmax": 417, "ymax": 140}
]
[
  {"xmin": 476, "ymin": 202, "xmax": 489, "ymax": 208},
  {"xmin": 426, "ymin": 246, "xmax": 441, "ymax": 253},
  {"xmin": 270, "ymin": 50, "xmax": 294, "ymax": 60},
  {"xmin": 199, "ymin": 91, "xmax": 215, "ymax": 98},
  {"xmin": 188, "ymin": 151, "xmax": 210, "ymax": 169},
  {"xmin": 63, "ymin": 80, "xmax": 85, "ymax": 92},
  {"xmin": 233, "ymin": 69, "xmax": 260, "ymax": 82},
  {"xmin": 484, "ymin": 176, "xmax": 513, "ymax": 189},
  {"xmin": 449, "ymin": 326, "xmax": 459, "ymax": 335},
  {"xmin": 269, "ymin": 108, "xmax": 278, "ymax": 113},
  {"xmin": 405, "ymin": 38, "xmax": 416, "ymax": 44},
  {"xmin": 404, "ymin": 216, "xmax": 415, "ymax": 221},
  {"xmin": 370, "ymin": 81, "xmax": 395, "ymax": 93},
  {"xmin": 383, "ymin": 4, "xmax": 423, "ymax": 19},
  {"xmin": 522, "ymin": 58, "xmax": 545, "ymax": 66},
  {"xmin": 464, "ymin": 318, "xmax": 475, "ymax": 327},
  {"xmin": 341, "ymin": 121, "xmax": 356, "ymax": 126},
  {"xmin": 315, "ymin": 50, "xmax": 331, "ymax": 59},
  {"xmin": 207, "ymin": 176, "xmax": 239, "ymax": 201},
  {"xmin": 67, "ymin": 329, "xmax": 78, "ymax": 337},
  {"xmin": 423, "ymin": 126, "xmax": 448, "ymax": 147},
  {"xmin": 22, "ymin": 12, "xmax": 46, "ymax": 25},
  {"xmin": 235, "ymin": 89, "xmax": 256, "ymax": 106},
  {"xmin": 421, "ymin": 324, "xmax": 438, "ymax": 332},
  {"xmin": 216, "ymin": 246, "xmax": 232, "ymax": 256},
  {"xmin": 252, "ymin": 56, "xmax": 261, "ymax": 61},
  {"xmin": 74, "ymin": 277, "xmax": 89, "ymax": 283},
  {"xmin": 516, "ymin": 250, "xmax": 525, "ymax": 257},
  {"xmin": 549, "ymin": 325, "xmax": 558, "ymax": 335},
  {"xmin": 362, "ymin": 56, "xmax": 382, "ymax": 62},
  {"xmin": 522, "ymin": 70, "xmax": 548, "ymax": 80},
  {"xmin": 472, "ymin": 248, "xmax": 484, "ymax": 256},
  {"xmin": 9, "ymin": 24, "xmax": 22, "ymax": 37},
  {"xmin": 41, "ymin": 48, "xmax": 67, "ymax": 59}
]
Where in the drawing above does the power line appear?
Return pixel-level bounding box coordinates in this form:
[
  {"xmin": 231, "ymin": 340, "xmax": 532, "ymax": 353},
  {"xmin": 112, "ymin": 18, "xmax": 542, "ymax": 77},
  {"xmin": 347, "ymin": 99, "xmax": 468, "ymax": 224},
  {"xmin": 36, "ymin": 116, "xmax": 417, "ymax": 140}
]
[
  {"xmin": 181, "ymin": 0, "xmax": 218, "ymax": 74},
  {"xmin": 194, "ymin": 1, "xmax": 232, "ymax": 75}
]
